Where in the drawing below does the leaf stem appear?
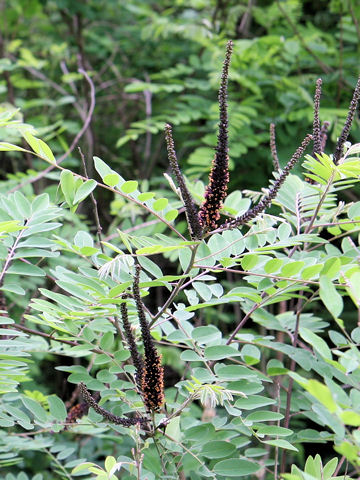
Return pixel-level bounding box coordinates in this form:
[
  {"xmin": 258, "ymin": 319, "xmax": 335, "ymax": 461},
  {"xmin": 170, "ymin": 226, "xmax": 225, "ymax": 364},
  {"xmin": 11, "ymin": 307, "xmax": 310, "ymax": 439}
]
[{"xmin": 150, "ymin": 244, "xmax": 199, "ymax": 326}]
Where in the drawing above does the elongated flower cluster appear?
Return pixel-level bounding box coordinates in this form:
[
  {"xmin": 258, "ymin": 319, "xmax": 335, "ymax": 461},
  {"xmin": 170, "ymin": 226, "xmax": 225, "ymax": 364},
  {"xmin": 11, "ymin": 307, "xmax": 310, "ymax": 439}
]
[
  {"xmin": 320, "ymin": 121, "xmax": 330, "ymax": 152},
  {"xmin": 133, "ymin": 264, "xmax": 164, "ymax": 412},
  {"xmin": 163, "ymin": 47, "xmax": 360, "ymax": 235},
  {"xmin": 164, "ymin": 41, "xmax": 234, "ymax": 236},
  {"xmin": 223, "ymin": 134, "xmax": 312, "ymax": 229},
  {"xmin": 198, "ymin": 40, "xmax": 233, "ymax": 230},
  {"xmin": 333, "ymin": 75, "xmax": 360, "ymax": 164},
  {"xmin": 75, "ymin": 268, "xmax": 164, "ymax": 428},
  {"xmin": 79, "ymin": 382, "xmax": 147, "ymax": 426},
  {"xmin": 120, "ymin": 296, "xmax": 144, "ymax": 389},
  {"xmin": 312, "ymin": 78, "xmax": 322, "ymax": 157},
  {"xmin": 165, "ymin": 123, "xmax": 202, "ymax": 240}
]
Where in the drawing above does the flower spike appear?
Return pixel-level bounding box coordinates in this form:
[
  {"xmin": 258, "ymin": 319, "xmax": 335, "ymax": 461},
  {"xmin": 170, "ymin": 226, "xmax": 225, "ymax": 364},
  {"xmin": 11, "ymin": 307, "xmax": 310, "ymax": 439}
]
[
  {"xmin": 120, "ymin": 297, "xmax": 144, "ymax": 390},
  {"xmin": 165, "ymin": 123, "xmax": 202, "ymax": 240},
  {"xmin": 312, "ymin": 78, "xmax": 322, "ymax": 156},
  {"xmin": 79, "ymin": 382, "xmax": 147, "ymax": 427},
  {"xmin": 320, "ymin": 121, "xmax": 330, "ymax": 152},
  {"xmin": 133, "ymin": 265, "xmax": 164, "ymax": 412},
  {"xmin": 223, "ymin": 134, "xmax": 312, "ymax": 229},
  {"xmin": 333, "ymin": 75, "xmax": 360, "ymax": 164},
  {"xmin": 198, "ymin": 40, "xmax": 233, "ymax": 230}
]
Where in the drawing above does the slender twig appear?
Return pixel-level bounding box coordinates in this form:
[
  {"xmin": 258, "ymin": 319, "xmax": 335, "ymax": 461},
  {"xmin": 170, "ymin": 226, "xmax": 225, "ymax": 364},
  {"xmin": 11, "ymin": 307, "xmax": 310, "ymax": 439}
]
[
  {"xmin": 0, "ymin": 222, "xmax": 28, "ymax": 287},
  {"xmin": 150, "ymin": 245, "xmax": 199, "ymax": 326},
  {"xmin": 12, "ymin": 323, "xmax": 112, "ymax": 355},
  {"xmin": 226, "ymin": 302, "xmax": 260, "ymax": 345},
  {"xmin": 44, "ymin": 448, "xmax": 72, "ymax": 480},
  {"xmin": 192, "ymin": 265, "xmax": 344, "ymax": 287},
  {"xmin": 163, "ymin": 433, "xmax": 210, "ymax": 471},
  {"xmin": 226, "ymin": 280, "xmax": 307, "ymax": 345},
  {"xmin": 78, "ymin": 146, "xmax": 104, "ymax": 252},
  {"xmin": 280, "ymin": 294, "xmax": 303, "ymax": 473},
  {"xmin": 334, "ymin": 456, "xmax": 346, "ymax": 477},
  {"xmin": 304, "ymin": 171, "xmax": 335, "ymax": 234},
  {"xmin": 152, "ymin": 431, "xmax": 167, "ymax": 476},
  {"xmin": 8, "ymin": 153, "xmax": 186, "ymax": 240},
  {"xmin": 9, "ymin": 68, "xmax": 96, "ymax": 193},
  {"xmin": 348, "ymin": 0, "xmax": 360, "ymax": 43}
]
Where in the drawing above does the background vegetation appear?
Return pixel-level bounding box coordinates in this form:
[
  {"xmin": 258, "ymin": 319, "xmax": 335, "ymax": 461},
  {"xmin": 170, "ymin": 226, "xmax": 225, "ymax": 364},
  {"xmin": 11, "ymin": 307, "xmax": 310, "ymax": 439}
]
[{"xmin": 1, "ymin": 0, "xmax": 360, "ymax": 479}]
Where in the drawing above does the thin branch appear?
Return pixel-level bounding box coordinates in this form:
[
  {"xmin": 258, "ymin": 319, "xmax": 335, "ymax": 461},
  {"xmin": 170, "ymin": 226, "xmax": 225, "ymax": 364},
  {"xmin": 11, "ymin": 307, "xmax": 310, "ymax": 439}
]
[
  {"xmin": 150, "ymin": 245, "xmax": 199, "ymax": 326},
  {"xmin": 9, "ymin": 153, "xmax": 186, "ymax": 240},
  {"xmin": 304, "ymin": 171, "xmax": 335, "ymax": 234},
  {"xmin": 78, "ymin": 146, "xmax": 104, "ymax": 253},
  {"xmin": 0, "ymin": 225, "xmax": 27, "ymax": 287},
  {"xmin": 9, "ymin": 68, "xmax": 96, "ymax": 193},
  {"xmin": 192, "ymin": 264, "xmax": 341, "ymax": 287},
  {"xmin": 12, "ymin": 323, "xmax": 110, "ymax": 355},
  {"xmin": 348, "ymin": 0, "xmax": 360, "ymax": 43},
  {"xmin": 280, "ymin": 294, "xmax": 303, "ymax": 473}
]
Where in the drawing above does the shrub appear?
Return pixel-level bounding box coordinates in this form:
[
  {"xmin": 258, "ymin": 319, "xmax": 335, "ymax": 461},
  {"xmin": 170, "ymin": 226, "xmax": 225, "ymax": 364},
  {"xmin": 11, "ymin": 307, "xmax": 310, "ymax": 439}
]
[{"xmin": 1, "ymin": 29, "xmax": 360, "ymax": 480}]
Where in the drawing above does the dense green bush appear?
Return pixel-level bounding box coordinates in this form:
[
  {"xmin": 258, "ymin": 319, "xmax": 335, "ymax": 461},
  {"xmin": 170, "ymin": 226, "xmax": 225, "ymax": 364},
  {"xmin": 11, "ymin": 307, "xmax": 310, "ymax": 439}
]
[
  {"xmin": 1, "ymin": 0, "xmax": 360, "ymax": 191},
  {"xmin": 1, "ymin": 1, "xmax": 360, "ymax": 479}
]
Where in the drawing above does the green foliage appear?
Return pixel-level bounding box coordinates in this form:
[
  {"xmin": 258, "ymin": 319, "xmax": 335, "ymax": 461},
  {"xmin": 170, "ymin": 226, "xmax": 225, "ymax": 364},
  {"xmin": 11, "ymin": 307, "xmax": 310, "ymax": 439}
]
[{"xmin": 1, "ymin": 1, "xmax": 360, "ymax": 479}]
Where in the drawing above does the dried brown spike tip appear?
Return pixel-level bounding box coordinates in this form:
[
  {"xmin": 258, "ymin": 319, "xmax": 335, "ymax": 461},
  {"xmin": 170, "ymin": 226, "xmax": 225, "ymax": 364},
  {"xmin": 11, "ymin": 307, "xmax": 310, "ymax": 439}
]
[
  {"xmin": 120, "ymin": 297, "xmax": 144, "ymax": 390},
  {"xmin": 333, "ymin": 75, "xmax": 360, "ymax": 164},
  {"xmin": 270, "ymin": 123, "xmax": 280, "ymax": 171},
  {"xmin": 65, "ymin": 402, "xmax": 89, "ymax": 426},
  {"xmin": 133, "ymin": 265, "xmax": 164, "ymax": 412},
  {"xmin": 223, "ymin": 134, "xmax": 312, "ymax": 229},
  {"xmin": 79, "ymin": 382, "xmax": 147, "ymax": 426},
  {"xmin": 312, "ymin": 78, "xmax": 322, "ymax": 156},
  {"xmin": 165, "ymin": 124, "xmax": 202, "ymax": 240},
  {"xmin": 198, "ymin": 40, "xmax": 233, "ymax": 230}
]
